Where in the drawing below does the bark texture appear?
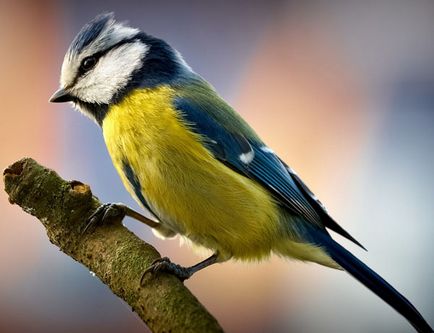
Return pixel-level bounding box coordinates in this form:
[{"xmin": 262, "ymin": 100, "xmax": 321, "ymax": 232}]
[{"xmin": 3, "ymin": 157, "xmax": 223, "ymax": 333}]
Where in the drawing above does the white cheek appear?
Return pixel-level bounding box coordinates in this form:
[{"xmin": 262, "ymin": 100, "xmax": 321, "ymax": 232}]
[
  {"xmin": 72, "ymin": 42, "xmax": 148, "ymax": 104},
  {"xmin": 60, "ymin": 22, "xmax": 140, "ymax": 88}
]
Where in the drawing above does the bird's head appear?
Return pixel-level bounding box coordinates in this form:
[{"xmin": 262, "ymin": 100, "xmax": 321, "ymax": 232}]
[{"xmin": 50, "ymin": 13, "xmax": 189, "ymax": 124}]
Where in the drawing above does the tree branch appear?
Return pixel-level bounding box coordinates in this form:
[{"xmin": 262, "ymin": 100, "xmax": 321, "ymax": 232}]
[{"xmin": 3, "ymin": 157, "xmax": 223, "ymax": 333}]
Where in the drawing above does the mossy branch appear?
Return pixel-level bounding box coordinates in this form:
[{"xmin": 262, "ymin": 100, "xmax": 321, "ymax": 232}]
[{"xmin": 3, "ymin": 158, "xmax": 223, "ymax": 333}]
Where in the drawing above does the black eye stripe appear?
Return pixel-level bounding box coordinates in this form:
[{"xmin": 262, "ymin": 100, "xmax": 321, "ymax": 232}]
[
  {"xmin": 72, "ymin": 37, "xmax": 141, "ymax": 84},
  {"xmin": 102, "ymin": 37, "xmax": 139, "ymax": 55}
]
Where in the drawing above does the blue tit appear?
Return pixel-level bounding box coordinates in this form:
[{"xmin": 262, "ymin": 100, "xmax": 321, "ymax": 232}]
[{"xmin": 50, "ymin": 13, "xmax": 433, "ymax": 332}]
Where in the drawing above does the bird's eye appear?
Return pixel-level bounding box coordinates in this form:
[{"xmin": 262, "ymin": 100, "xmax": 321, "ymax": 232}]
[{"xmin": 80, "ymin": 56, "xmax": 97, "ymax": 73}]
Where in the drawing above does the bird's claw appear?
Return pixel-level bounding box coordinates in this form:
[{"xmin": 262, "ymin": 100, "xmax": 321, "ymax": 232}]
[
  {"xmin": 141, "ymin": 257, "xmax": 192, "ymax": 283},
  {"xmin": 82, "ymin": 203, "xmax": 127, "ymax": 234}
]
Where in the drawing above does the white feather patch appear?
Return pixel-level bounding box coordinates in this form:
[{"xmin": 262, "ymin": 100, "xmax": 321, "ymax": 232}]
[
  {"xmin": 260, "ymin": 146, "xmax": 275, "ymax": 154},
  {"xmin": 287, "ymin": 166, "xmax": 298, "ymax": 175},
  {"xmin": 239, "ymin": 150, "xmax": 255, "ymax": 164}
]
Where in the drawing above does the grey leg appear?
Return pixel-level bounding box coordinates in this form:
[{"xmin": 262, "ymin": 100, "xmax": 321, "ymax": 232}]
[
  {"xmin": 83, "ymin": 202, "xmax": 159, "ymax": 233},
  {"xmin": 141, "ymin": 253, "xmax": 220, "ymax": 283}
]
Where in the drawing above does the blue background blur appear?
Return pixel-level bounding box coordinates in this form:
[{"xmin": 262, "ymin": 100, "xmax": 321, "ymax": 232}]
[{"xmin": 0, "ymin": 1, "xmax": 433, "ymax": 332}]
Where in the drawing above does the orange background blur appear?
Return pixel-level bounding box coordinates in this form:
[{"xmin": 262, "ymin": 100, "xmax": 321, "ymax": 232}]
[{"xmin": 0, "ymin": 1, "xmax": 433, "ymax": 332}]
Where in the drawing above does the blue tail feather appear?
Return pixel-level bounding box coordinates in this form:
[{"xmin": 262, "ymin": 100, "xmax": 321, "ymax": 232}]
[{"xmin": 307, "ymin": 229, "xmax": 433, "ymax": 333}]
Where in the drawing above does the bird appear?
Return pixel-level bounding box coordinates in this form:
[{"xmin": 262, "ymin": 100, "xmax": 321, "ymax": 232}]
[{"xmin": 50, "ymin": 13, "xmax": 433, "ymax": 332}]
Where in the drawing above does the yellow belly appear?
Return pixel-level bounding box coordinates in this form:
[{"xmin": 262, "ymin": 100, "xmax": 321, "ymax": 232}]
[{"xmin": 102, "ymin": 87, "xmax": 281, "ymax": 260}]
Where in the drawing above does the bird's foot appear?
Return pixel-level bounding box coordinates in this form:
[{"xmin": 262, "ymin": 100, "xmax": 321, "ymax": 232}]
[
  {"xmin": 141, "ymin": 257, "xmax": 192, "ymax": 283},
  {"xmin": 82, "ymin": 203, "xmax": 127, "ymax": 234}
]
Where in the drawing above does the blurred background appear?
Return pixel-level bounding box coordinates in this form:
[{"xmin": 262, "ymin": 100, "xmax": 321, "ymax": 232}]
[{"xmin": 1, "ymin": 1, "xmax": 433, "ymax": 332}]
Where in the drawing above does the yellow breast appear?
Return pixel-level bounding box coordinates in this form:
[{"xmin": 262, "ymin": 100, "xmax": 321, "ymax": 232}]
[{"xmin": 102, "ymin": 87, "xmax": 281, "ymax": 260}]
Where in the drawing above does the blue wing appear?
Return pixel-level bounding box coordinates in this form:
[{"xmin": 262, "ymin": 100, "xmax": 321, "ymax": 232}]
[{"xmin": 174, "ymin": 94, "xmax": 364, "ymax": 248}]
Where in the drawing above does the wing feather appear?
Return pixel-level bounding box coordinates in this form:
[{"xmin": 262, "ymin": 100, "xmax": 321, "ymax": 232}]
[{"xmin": 174, "ymin": 93, "xmax": 364, "ymax": 248}]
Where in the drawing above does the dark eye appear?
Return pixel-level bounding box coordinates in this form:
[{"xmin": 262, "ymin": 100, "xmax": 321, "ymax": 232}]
[{"xmin": 80, "ymin": 56, "xmax": 97, "ymax": 73}]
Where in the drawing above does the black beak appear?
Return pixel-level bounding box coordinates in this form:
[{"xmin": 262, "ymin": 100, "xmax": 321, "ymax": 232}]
[{"xmin": 49, "ymin": 88, "xmax": 73, "ymax": 103}]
